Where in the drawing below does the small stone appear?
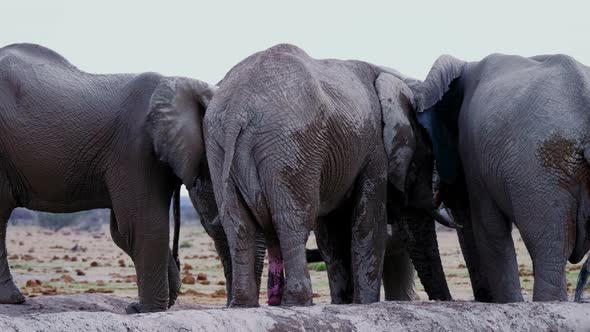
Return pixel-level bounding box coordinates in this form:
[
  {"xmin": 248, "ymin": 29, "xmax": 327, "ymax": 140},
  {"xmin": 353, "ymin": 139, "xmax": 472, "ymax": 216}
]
[
  {"xmin": 196, "ymin": 273, "xmax": 207, "ymax": 281},
  {"xmin": 181, "ymin": 275, "xmax": 196, "ymax": 285},
  {"xmin": 25, "ymin": 279, "xmax": 42, "ymax": 287},
  {"xmin": 211, "ymin": 289, "xmax": 227, "ymax": 298},
  {"xmin": 61, "ymin": 274, "xmax": 75, "ymax": 283}
]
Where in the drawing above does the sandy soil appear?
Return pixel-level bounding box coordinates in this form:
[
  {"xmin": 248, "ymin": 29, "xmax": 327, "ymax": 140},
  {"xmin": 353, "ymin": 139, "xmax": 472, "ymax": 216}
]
[
  {"xmin": 5, "ymin": 224, "xmax": 589, "ymax": 306},
  {"xmin": 1, "ymin": 295, "xmax": 588, "ymax": 331}
]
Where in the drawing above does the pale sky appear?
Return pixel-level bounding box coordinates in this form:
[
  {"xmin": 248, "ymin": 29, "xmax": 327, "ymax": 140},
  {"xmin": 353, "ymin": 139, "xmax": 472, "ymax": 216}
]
[
  {"xmin": 2, "ymin": 1, "xmax": 589, "ymax": 197},
  {"xmin": 2, "ymin": 1, "xmax": 589, "ymax": 83}
]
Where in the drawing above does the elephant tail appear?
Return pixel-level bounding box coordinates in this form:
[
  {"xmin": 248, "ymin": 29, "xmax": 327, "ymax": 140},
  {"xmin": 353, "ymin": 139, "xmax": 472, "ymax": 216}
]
[
  {"xmin": 172, "ymin": 185, "xmax": 181, "ymax": 270},
  {"xmin": 218, "ymin": 113, "xmax": 245, "ymax": 216}
]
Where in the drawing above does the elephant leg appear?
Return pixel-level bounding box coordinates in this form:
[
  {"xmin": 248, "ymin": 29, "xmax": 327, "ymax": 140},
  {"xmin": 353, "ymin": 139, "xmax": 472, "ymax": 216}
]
[
  {"xmin": 349, "ymin": 163, "xmax": 387, "ymax": 304},
  {"xmin": 513, "ymin": 200, "xmax": 570, "ymax": 301},
  {"xmin": 221, "ymin": 185, "xmax": 259, "ymax": 307},
  {"xmin": 471, "ymin": 192, "xmax": 523, "ymax": 303},
  {"xmin": 273, "ymin": 209, "xmax": 314, "ymax": 306},
  {"xmin": 111, "ymin": 198, "xmax": 172, "ymax": 313},
  {"xmin": 111, "ymin": 210, "xmax": 180, "ymax": 308},
  {"xmin": 442, "ymin": 181, "xmax": 493, "ymax": 302},
  {"xmin": 383, "ymin": 224, "xmax": 416, "ymax": 301},
  {"xmin": 0, "ymin": 206, "xmax": 24, "ymax": 304},
  {"xmin": 315, "ymin": 208, "xmax": 354, "ymax": 304},
  {"xmin": 266, "ymin": 232, "xmax": 284, "ymax": 306}
]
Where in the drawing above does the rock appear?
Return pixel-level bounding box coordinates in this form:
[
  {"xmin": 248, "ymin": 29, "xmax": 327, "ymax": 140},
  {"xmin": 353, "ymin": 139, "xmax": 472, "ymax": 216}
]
[
  {"xmin": 182, "ymin": 289, "xmax": 206, "ymax": 296},
  {"xmin": 90, "ymin": 261, "xmax": 99, "ymax": 267},
  {"xmin": 75, "ymin": 269, "xmax": 86, "ymax": 276},
  {"xmin": 26, "ymin": 279, "xmax": 42, "ymax": 287},
  {"xmin": 118, "ymin": 259, "xmax": 125, "ymax": 267},
  {"xmin": 196, "ymin": 273, "xmax": 207, "ymax": 281},
  {"xmin": 211, "ymin": 289, "xmax": 226, "ymax": 298},
  {"xmin": 85, "ymin": 288, "xmax": 114, "ymax": 294},
  {"xmin": 181, "ymin": 275, "xmax": 196, "ymax": 285}
]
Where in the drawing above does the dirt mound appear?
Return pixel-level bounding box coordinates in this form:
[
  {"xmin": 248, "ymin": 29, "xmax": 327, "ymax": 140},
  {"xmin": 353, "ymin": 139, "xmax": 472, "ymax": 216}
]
[{"xmin": 0, "ymin": 295, "xmax": 588, "ymax": 331}]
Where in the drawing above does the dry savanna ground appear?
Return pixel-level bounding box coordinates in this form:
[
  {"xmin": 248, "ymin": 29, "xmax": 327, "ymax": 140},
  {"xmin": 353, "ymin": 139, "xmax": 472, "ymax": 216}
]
[{"xmin": 5, "ymin": 224, "xmax": 589, "ymax": 306}]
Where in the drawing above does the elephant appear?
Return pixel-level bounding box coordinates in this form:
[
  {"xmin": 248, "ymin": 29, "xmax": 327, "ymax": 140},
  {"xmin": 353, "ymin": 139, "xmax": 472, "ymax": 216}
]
[
  {"xmin": 0, "ymin": 43, "xmax": 216, "ymax": 312},
  {"xmin": 409, "ymin": 53, "xmax": 590, "ymax": 302},
  {"xmin": 203, "ymin": 44, "xmax": 453, "ymax": 307}
]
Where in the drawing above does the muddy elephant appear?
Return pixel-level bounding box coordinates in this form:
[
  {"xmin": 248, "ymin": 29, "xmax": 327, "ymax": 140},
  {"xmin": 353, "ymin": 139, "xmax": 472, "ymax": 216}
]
[
  {"xmin": 0, "ymin": 43, "xmax": 216, "ymax": 313},
  {"xmin": 203, "ymin": 44, "xmax": 453, "ymax": 307},
  {"xmin": 410, "ymin": 53, "xmax": 590, "ymax": 302}
]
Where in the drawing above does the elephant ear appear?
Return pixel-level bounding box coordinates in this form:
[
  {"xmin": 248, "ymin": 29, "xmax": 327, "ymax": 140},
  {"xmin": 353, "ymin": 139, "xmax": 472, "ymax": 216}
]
[
  {"xmin": 411, "ymin": 55, "xmax": 466, "ymax": 113},
  {"xmin": 147, "ymin": 77, "xmax": 217, "ymax": 187},
  {"xmin": 411, "ymin": 55, "xmax": 466, "ymax": 184},
  {"xmin": 375, "ymin": 73, "xmax": 417, "ymax": 193}
]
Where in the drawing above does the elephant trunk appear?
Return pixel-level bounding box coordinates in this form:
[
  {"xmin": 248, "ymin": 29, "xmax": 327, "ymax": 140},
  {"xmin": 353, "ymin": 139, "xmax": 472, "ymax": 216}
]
[
  {"xmin": 401, "ymin": 208, "xmax": 452, "ymax": 301},
  {"xmin": 167, "ymin": 250, "xmax": 181, "ymax": 307}
]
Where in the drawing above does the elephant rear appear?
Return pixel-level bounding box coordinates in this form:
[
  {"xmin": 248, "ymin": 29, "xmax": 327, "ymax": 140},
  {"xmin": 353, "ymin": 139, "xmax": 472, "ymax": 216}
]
[{"xmin": 204, "ymin": 44, "xmax": 389, "ymax": 306}]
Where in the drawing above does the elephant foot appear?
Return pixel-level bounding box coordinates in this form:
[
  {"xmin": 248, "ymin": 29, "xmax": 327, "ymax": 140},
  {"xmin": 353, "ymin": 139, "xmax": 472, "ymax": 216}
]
[
  {"xmin": 281, "ymin": 281, "xmax": 313, "ymax": 306},
  {"xmin": 0, "ymin": 278, "xmax": 25, "ymax": 304},
  {"xmin": 125, "ymin": 302, "xmax": 142, "ymax": 314},
  {"xmin": 267, "ymin": 293, "xmax": 282, "ymax": 306},
  {"xmin": 229, "ymin": 299, "xmax": 259, "ymax": 308},
  {"xmin": 281, "ymin": 298, "xmax": 313, "ymax": 307},
  {"xmin": 125, "ymin": 301, "xmax": 168, "ymax": 314}
]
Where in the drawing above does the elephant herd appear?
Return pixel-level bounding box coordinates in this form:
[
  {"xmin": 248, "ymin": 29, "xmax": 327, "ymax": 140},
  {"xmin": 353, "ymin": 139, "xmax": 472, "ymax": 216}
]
[{"xmin": 0, "ymin": 43, "xmax": 588, "ymax": 313}]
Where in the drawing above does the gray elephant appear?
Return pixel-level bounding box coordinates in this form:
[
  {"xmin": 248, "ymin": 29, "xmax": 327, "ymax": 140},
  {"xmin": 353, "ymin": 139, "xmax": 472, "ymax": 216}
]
[
  {"xmin": 0, "ymin": 43, "xmax": 216, "ymax": 312},
  {"xmin": 410, "ymin": 53, "xmax": 590, "ymax": 302},
  {"xmin": 203, "ymin": 44, "xmax": 452, "ymax": 307}
]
